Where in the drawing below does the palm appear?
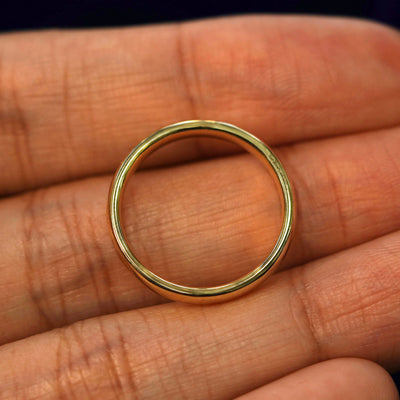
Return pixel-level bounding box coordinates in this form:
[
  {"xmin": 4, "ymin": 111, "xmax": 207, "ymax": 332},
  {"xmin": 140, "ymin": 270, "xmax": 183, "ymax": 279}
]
[{"xmin": 0, "ymin": 15, "xmax": 399, "ymax": 400}]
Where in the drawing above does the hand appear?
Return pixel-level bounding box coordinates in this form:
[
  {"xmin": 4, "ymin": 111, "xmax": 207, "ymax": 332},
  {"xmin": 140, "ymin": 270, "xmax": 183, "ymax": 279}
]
[{"xmin": 0, "ymin": 15, "xmax": 399, "ymax": 399}]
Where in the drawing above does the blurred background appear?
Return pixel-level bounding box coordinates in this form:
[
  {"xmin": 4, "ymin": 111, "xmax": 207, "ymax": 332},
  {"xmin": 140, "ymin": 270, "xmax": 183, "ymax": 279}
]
[
  {"xmin": 1, "ymin": 0, "xmax": 399, "ymax": 392},
  {"xmin": 1, "ymin": 0, "xmax": 400, "ymax": 31}
]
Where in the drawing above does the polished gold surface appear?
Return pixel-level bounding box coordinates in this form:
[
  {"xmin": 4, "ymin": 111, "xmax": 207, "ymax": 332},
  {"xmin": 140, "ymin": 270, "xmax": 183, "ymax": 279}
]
[{"xmin": 109, "ymin": 120, "xmax": 295, "ymax": 304}]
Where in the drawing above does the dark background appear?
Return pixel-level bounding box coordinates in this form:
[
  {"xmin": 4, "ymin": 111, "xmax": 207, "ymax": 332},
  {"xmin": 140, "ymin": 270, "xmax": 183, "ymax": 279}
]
[
  {"xmin": 2, "ymin": 0, "xmax": 400, "ymax": 392},
  {"xmin": 1, "ymin": 0, "xmax": 400, "ymax": 31}
]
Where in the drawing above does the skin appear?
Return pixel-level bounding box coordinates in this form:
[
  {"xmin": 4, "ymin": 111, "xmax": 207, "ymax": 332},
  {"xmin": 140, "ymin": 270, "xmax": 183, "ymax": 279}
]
[{"xmin": 0, "ymin": 14, "xmax": 399, "ymax": 399}]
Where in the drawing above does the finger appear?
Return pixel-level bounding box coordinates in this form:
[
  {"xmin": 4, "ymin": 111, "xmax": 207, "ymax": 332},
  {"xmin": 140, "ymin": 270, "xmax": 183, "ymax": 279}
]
[
  {"xmin": 1, "ymin": 16, "xmax": 400, "ymax": 195},
  {"xmin": 1, "ymin": 230, "xmax": 400, "ymax": 399},
  {"xmin": 0, "ymin": 126, "xmax": 400, "ymax": 345},
  {"xmin": 236, "ymin": 358, "xmax": 399, "ymax": 400}
]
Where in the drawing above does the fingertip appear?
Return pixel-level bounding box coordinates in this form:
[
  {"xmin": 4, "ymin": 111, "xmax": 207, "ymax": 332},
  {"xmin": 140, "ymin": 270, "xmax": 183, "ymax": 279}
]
[{"xmin": 236, "ymin": 358, "xmax": 399, "ymax": 400}]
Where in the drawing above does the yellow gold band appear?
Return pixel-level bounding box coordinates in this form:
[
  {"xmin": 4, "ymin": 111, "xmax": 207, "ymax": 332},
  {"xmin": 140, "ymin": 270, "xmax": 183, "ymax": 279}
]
[{"xmin": 109, "ymin": 120, "xmax": 295, "ymax": 304}]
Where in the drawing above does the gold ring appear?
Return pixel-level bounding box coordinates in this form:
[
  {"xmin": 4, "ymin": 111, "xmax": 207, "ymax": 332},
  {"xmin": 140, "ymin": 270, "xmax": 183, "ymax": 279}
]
[{"xmin": 109, "ymin": 120, "xmax": 295, "ymax": 304}]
